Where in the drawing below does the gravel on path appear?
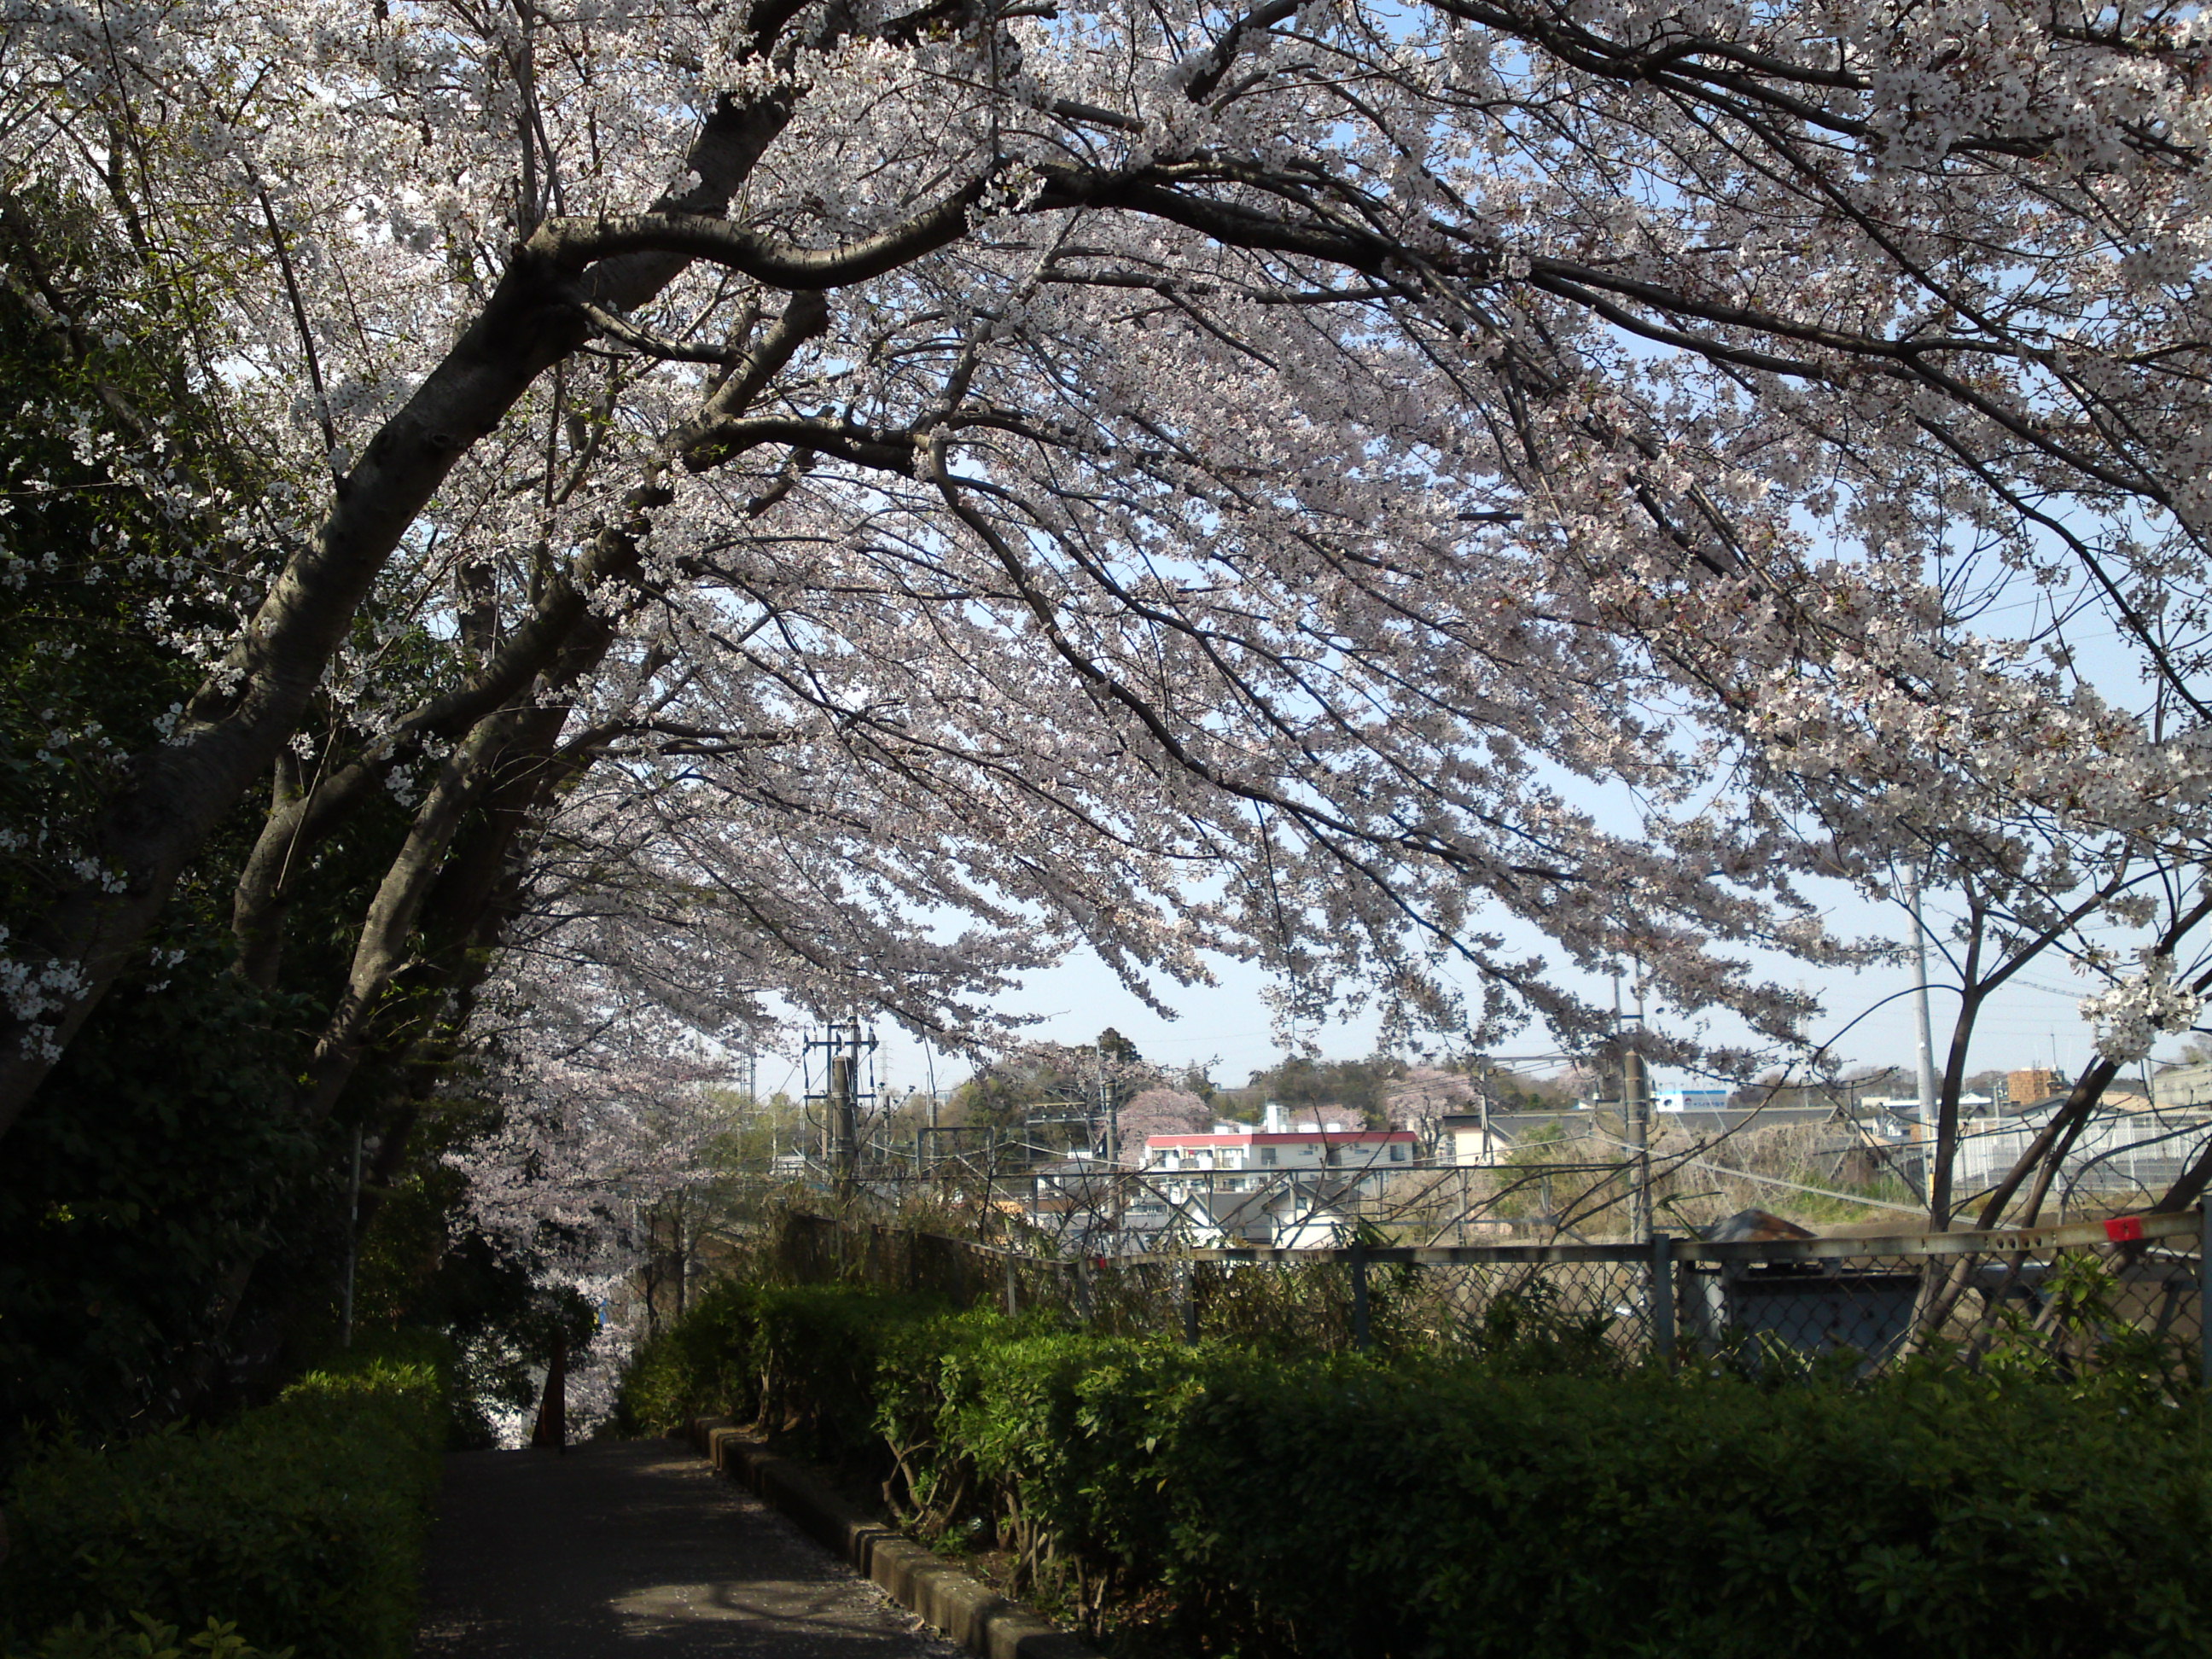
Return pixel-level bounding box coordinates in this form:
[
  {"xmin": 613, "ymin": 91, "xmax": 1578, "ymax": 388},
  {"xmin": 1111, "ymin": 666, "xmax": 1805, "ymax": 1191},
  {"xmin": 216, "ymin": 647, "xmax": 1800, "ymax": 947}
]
[{"xmin": 414, "ymin": 1441, "xmax": 970, "ymax": 1659}]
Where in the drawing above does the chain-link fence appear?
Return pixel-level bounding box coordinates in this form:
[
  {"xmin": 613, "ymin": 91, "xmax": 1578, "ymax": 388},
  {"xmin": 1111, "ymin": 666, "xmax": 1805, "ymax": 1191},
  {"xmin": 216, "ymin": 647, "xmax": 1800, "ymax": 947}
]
[{"xmin": 770, "ymin": 1208, "xmax": 2212, "ymax": 1380}]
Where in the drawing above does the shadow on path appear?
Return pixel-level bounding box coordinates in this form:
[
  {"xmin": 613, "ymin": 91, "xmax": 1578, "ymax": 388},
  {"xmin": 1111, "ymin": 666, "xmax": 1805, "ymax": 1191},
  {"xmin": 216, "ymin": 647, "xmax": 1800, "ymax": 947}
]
[{"xmin": 414, "ymin": 1441, "xmax": 965, "ymax": 1658}]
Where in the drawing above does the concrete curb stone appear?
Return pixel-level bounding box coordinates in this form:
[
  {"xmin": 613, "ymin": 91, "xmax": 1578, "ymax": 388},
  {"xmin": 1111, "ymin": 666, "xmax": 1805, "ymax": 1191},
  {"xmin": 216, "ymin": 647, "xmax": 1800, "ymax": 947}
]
[{"xmin": 687, "ymin": 1417, "xmax": 1103, "ymax": 1659}]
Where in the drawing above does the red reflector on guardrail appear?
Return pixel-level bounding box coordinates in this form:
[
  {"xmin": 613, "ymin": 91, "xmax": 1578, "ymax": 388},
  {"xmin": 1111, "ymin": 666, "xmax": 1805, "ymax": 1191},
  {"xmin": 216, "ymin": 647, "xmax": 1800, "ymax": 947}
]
[{"xmin": 2104, "ymin": 1215, "xmax": 2146, "ymax": 1243}]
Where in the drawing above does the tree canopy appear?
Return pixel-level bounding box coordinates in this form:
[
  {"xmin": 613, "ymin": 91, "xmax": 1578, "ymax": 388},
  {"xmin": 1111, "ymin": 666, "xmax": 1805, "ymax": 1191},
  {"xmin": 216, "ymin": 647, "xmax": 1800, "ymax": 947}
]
[{"xmin": 5, "ymin": 0, "xmax": 2212, "ymax": 1371}]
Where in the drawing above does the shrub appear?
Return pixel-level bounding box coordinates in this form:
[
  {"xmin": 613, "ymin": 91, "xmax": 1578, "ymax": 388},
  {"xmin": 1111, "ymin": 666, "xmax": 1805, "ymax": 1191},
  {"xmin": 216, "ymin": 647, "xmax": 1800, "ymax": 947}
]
[
  {"xmin": 12, "ymin": 1613, "xmax": 288, "ymax": 1659},
  {"xmin": 1161, "ymin": 1356, "xmax": 2212, "ymax": 1659},
  {"xmin": 623, "ymin": 1279, "xmax": 2212, "ymax": 1659},
  {"xmin": 618, "ymin": 1281, "xmax": 956, "ymax": 1455},
  {"xmin": 610, "ymin": 1278, "xmax": 763, "ymax": 1434},
  {"xmin": 0, "ymin": 1346, "xmax": 446, "ymax": 1659}
]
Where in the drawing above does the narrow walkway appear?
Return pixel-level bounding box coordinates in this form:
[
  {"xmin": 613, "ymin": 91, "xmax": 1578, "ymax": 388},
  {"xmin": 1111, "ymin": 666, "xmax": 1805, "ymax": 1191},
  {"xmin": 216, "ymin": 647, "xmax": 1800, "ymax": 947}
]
[{"xmin": 415, "ymin": 1441, "xmax": 967, "ymax": 1658}]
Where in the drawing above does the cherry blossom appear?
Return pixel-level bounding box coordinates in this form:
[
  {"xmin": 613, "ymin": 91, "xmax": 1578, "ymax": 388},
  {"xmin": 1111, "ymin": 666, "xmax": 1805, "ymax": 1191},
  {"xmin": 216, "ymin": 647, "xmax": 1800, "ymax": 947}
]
[{"xmin": 4, "ymin": 0, "xmax": 2212, "ymax": 1242}]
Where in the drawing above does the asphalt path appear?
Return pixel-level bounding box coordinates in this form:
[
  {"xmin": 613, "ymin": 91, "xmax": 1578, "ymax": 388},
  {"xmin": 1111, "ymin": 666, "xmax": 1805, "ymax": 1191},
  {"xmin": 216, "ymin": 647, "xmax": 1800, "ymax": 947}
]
[{"xmin": 414, "ymin": 1441, "xmax": 969, "ymax": 1659}]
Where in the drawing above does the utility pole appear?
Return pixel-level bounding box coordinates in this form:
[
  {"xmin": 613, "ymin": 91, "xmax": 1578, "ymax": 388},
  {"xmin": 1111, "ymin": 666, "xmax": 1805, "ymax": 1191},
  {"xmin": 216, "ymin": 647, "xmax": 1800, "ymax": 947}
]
[
  {"xmin": 1097, "ymin": 1045, "xmax": 1118, "ymax": 1167},
  {"xmin": 739, "ymin": 1046, "xmax": 760, "ymax": 1170},
  {"xmin": 1623, "ymin": 977, "xmax": 1653, "ymax": 1245},
  {"xmin": 806, "ymin": 1020, "xmax": 877, "ymax": 1189},
  {"xmin": 829, "ymin": 1048, "xmax": 858, "ymax": 1184},
  {"xmin": 1908, "ymin": 873, "xmax": 1939, "ymax": 1126},
  {"xmin": 925, "ymin": 1042, "xmax": 940, "ymax": 1150},
  {"xmin": 847, "ymin": 1021, "xmax": 865, "ymax": 1172}
]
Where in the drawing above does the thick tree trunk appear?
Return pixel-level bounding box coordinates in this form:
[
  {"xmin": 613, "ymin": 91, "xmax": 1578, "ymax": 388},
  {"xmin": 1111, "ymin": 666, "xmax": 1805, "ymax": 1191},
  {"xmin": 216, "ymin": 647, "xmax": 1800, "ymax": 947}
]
[
  {"xmin": 176, "ymin": 288, "xmax": 828, "ymax": 1377},
  {"xmin": 0, "ymin": 90, "xmax": 795, "ymax": 1141},
  {"xmin": 530, "ymin": 1331, "xmax": 568, "ymax": 1451}
]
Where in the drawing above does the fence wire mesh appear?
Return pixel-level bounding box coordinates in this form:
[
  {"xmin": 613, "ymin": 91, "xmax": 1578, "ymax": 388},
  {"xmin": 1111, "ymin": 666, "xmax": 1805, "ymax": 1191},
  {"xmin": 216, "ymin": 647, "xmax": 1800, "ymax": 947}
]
[{"xmin": 769, "ymin": 1208, "xmax": 2210, "ymax": 1381}]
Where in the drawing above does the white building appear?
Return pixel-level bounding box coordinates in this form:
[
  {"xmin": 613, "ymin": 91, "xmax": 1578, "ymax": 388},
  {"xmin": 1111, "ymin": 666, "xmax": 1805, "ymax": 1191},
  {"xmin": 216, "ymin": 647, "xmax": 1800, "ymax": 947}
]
[
  {"xmin": 1135, "ymin": 1104, "xmax": 1415, "ymax": 1244},
  {"xmin": 1141, "ymin": 1125, "xmax": 1416, "ymax": 1187}
]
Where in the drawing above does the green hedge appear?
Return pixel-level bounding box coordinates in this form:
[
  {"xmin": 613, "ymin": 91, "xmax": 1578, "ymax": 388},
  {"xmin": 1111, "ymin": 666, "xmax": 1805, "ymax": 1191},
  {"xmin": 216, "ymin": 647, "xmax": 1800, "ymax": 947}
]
[
  {"xmin": 616, "ymin": 1279, "xmax": 962, "ymax": 1452},
  {"xmin": 620, "ymin": 1281, "xmax": 2212, "ymax": 1659},
  {"xmin": 0, "ymin": 1345, "xmax": 446, "ymax": 1659}
]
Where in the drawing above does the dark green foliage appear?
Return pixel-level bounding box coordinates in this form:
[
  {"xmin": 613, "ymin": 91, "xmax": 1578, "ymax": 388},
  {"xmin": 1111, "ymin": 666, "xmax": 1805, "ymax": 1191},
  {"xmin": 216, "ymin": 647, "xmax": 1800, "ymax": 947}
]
[
  {"xmin": 347, "ymin": 1100, "xmax": 603, "ymax": 1448},
  {"xmin": 8, "ymin": 1610, "xmax": 289, "ymax": 1658},
  {"xmin": 0, "ymin": 950, "xmax": 327, "ymax": 1452},
  {"xmin": 0, "ymin": 195, "xmax": 361, "ymax": 1447},
  {"xmin": 748, "ymin": 1286, "xmax": 958, "ymax": 1455},
  {"xmin": 10, "ymin": 1611, "xmax": 289, "ymax": 1658},
  {"xmin": 620, "ymin": 1280, "xmax": 2212, "ymax": 1659},
  {"xmin": 609, "ymin": 1279, "xmax": 763, "ymax": 1435},
  {"xmin": 614, "ymin": 1282, "xmax": 952, "ymax": 1458},
  {"xmin": 1158, "ymin": 1358, "xmax": 2210, "ymax": 1659},
  {"xmin": 0, "ymin": 193, "xmax": 497, "ymax": 1449},
  {"xmin": 0, "ymin": 189, "xmax": 280, "ymax": 926},
  {"xmin": 0, "ymin": 1344, "xmax": 446, "ymax": 1659}
]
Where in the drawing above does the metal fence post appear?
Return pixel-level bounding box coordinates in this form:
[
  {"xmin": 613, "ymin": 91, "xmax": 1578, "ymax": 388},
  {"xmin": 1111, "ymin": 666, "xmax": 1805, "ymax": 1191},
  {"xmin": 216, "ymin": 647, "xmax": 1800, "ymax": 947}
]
[
  {"xmin": 1650, "ymin": 1231, "xmax": 1675, "ymax": 1370},
  {"xmin": 1350, "ymin": 1249, "xmax": 1371, "ymax": 1353},
  {"xmin": 1179, "ymin": 1260, "xmax": 1199, "ymax": 1343},
  {"xmin": 1004, "ymin": 1255, "xmax": 1019, "ymax": 1318}
]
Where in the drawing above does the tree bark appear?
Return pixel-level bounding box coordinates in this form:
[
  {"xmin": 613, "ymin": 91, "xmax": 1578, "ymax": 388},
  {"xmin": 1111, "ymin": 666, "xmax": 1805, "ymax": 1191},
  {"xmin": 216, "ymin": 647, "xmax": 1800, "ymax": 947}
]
[
  {"xmin": 0, "ymin": 84, "xmax": 798, "ymax": 1140},
  {"xmin": 529, "ymin": 1330, "xmax": 568, "ymax": 1451}
]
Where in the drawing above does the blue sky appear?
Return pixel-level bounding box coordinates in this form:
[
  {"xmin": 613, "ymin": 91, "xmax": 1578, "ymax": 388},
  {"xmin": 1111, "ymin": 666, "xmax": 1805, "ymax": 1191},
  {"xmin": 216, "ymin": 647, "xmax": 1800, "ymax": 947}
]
[{"xmin": 830, "ymin": 885, "xmax": 2161, "ymax": 1103}]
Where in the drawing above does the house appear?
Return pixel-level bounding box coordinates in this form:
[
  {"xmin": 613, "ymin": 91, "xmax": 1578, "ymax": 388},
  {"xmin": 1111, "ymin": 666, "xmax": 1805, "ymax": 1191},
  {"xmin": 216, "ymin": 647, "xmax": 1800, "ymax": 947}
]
[
  {"xmin": 1124, "ymin": 1177, "xmax": 1367, "ymax": 1248},
  {"xmin": 1134, "ymin": 1103, "xmax": 1415, "ymax": 1245},
  {"xmin": 1031, "ymin": 1150, "xmax": 1123, "ymax": 1210},
  {"xmin": 2000, "ymin": 1067, "xmax": 2063, "ymax": 1105},
  {"xmin": 1440, "ymin": 1109, "xmax": 1599, "ymax": 1167},
  {"xmin": 1141, "ymin": 1106, "xmax": 1416, "ymax": 1190}
]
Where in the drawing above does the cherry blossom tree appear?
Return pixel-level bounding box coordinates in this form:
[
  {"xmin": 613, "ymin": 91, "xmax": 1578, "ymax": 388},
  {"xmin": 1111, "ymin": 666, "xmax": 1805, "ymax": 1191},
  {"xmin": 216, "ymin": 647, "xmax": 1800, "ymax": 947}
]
[
  {"xmin": 9, "ymin": 0, "xmax": 2212, "ymax": 1255},
  {"xmin": 1383, "ymin": 1066, "xmax": 1478, "ymax": 1150},
  {"xmin": 442, "ymin": 948, "xmax": 748, "ymax": 1435},
  {"xmin": 1116, "ymin": 1086, "xmax": 1214, "ymax": 1145}
]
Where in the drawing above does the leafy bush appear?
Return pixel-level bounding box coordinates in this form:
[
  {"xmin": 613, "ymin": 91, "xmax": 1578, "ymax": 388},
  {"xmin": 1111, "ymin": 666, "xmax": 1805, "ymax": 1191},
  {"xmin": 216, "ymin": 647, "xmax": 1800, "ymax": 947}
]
[
  {"xmin": 621, "ymin": 1279, "xmax": 2212, "ymax": 1659},
  {"xmin": 0, "ymin": 1347, "xmax": 445, "ymax": 1659},
  {"xmin": 1161, "ymin": 1355, "xmax": 2210, "ymax": 1659},
  {"xmin": 619, "ymin": 1281, "xmax": 956, "ymax": 1455},
  {"xmin": 13, "ymin": 1614, "xmax": 288, "ymax": 1659},
  {"xmin": 0, "ymin": 952, "xmax": 327, "ymax": 1452},
  {"xmin": 613, "ymin": 1279, "xmax": 760, "ymax": 1434}
]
